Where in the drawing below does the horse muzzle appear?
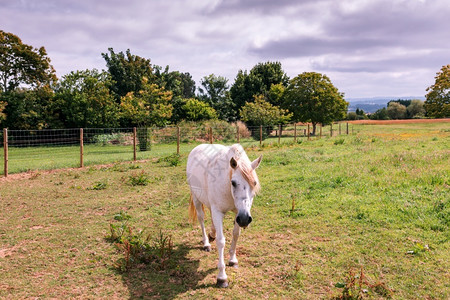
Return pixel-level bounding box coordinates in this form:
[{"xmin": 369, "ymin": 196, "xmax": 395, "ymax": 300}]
[{"xmin": 236, "ymin": 211, "xmax": 252, "ymax": 228}]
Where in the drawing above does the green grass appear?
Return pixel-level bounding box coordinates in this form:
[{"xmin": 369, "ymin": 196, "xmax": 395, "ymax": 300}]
[{"xmin": 0, "ymin": 122, "xmax": 449, "ymax": 299}]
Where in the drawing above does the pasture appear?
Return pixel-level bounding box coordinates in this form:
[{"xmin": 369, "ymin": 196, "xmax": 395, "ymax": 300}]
[{"xmin": 0, "ymin": 122, "xmax": 449, "ymax": 299}]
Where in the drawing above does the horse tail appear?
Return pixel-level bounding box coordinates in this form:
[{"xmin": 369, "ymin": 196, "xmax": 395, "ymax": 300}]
[{"xmin": 188, "ymin": 193, "xmax": 197, "ymax": 224}]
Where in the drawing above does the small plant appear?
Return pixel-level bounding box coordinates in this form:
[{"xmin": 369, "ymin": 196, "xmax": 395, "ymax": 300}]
[
  {"xmin": 334, "ymin": 267, "xmax": 392, "ymax": 299},
  {"xmin": 334, "ymin": 138, "xmax": 345, "ymax": 145},
  {"xmin": 114, "ymin": 211, "xmax": 132, "ymax": 221},
  {"xmin": 158, "ymin": 153, "xmax": 181, "ymax": 167},
  {"xmin": 87, "ymin": 180, "xmax": 108, "ymax": 190},
  {"xmin": 128, "ymin": 171, "xmax": 150, "ymax": 186}
]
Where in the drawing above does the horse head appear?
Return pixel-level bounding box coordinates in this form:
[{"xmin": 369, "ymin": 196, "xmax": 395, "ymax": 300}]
[{"xmin": 229, "ymin": 155, "xmax": 262, "ymax": 228}]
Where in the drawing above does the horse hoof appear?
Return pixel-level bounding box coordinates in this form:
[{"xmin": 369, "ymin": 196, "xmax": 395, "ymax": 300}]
[
  {"xmin": 228, "ymin": 261, "xmax": 238, "ymax": 268},
  {"xmin": 208, "ymin": 233, "xmax": 215, "ymax": 242},
  {"xmin": 216, "ymin": 278, "xmax": 229, "ymax": 288},
  {"xmin": 203, "ymin": 245, "xmax": 211, "ymax": 252}
]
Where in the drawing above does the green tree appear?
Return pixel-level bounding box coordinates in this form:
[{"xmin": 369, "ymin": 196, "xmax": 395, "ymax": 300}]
[
  {"xmin": 198, "ymin": 74, "xmax": 234, "ymax": 121},
  {"xmin": 183, "ymin": 98, "xmax": 217, "ymax": 121},
  {"xmin": 406, "ymin": 99, "xmax": 425, "ymax": 118},
  {"xmin": 387, "ymin": 102, "xmax": 407, "ymax": 119},
  {"xmin": 120, "ymin": 77, "xmax": 173, "ymax": 127},
  {"xmin": 53, "ymin": 69, "xmax": 119, "ymax": 128},
  {"xmin": 0, "ymin": 101, "xmax": 5, "ymax": 123},
  {"xmin": 230, "ymin": 61, "xmax": 289, "ymax": 116},
  {"xmin": 102, "ymin": 48, "xmax": 155, "ymax": 100},
  {"xmin": 240, "ymin": 95, "xmax": 292, "ymax": 140},
  {"xmin": 154, "ymin": 66, "xmax": 196, "ymax": 99},
  {"xmin": 283, "ymin": 72, "xmax": 348, "ymax": 135},
  {"xmin": 370, "ymin": 107, "xmax": 389, "ymax": 120},
  {"xmin": 425, "ymin": 64, "xmax": 450, "ymax": 118},
  {"xmin": 0, "ymin": 30, "xmax": 56, "ymax": 93},
  {"xmin": 0, "ymin": 86, "xmax": 55, "ymax": 129}
]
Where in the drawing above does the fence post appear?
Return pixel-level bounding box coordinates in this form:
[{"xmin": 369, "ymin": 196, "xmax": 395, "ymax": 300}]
[
  {"xmin": 177, "ymin": 126, "xmax": 180, "ymax": 155},
  {"xmin": 3, "ymin": 128, "xmax": 8, "ymax": 177},
  {"xmin": 330, "ymin": 123, "xmax": 333, "ymax": 137},
  {"xmin": 307, "ymin": 124, "xmax": 310, "ymax": 140},
  {"xmin": 278, "ymin": 124, "xmax": 281, "ymax": 144},
  {"xmin": 259, "ymin": 125, "xmax": 263, "ymax": 147},
  {"xmin": 236, "ymin": 125, "xmax": 240, "ymax": 144},
  {"xmin": 80, "ymin": 128, "xmax": 84, "ymax": 168},
  {"xmin": 320, "ymin": 124, "xmax": 322, "ymax": 139},
  {"xmin": 339, "ymin": 123, "xmax": 342, "ymax": 135},
  {"xmin": 346, "ymin": 122, "xmax": 349, "ymax": 135},
  {"xmin": 133, "ymin": 127, "xmax": 137, "ymax": 161},
  {"xmin": 294, "ymin": 123, "xmax": 297, "ymax": 142},
  {"xmin": 209, "ymin": 127, "xmax": 213, "ymax": 144}
]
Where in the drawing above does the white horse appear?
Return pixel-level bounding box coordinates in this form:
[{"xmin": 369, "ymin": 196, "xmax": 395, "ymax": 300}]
[{"xmin": 186, "ymin": 143, "xmax": 262, "ymax": 288}]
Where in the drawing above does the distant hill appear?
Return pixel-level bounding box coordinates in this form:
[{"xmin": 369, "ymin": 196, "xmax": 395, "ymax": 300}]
[{"xmin": 346, "ymin": 97, "xmax": 425, "ymax": 113}]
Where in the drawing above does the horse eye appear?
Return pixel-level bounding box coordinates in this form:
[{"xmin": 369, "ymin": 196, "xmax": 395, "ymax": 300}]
[{"xmin": 231, "ymin": 180, "xmax": 237, "ymax": 187}]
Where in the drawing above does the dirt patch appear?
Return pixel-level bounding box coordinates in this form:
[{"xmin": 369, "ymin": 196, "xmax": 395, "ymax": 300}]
[
  {"xmin": 0, "ymin": 159, "xmax": 153, "ymax": 183},
  {"xmin": 347, "ymin": 118, "xmax": 450, "ymax": 125}
]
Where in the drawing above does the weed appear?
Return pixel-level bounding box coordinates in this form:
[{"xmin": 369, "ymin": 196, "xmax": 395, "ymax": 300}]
[
  {"xmin": 128, "ymin": 171, "xmax": 150, "ymax": 186},
  {"xmin": 107, "ymin": 218, "xmax": 173, "ymax": 272},
  {"xmin": 333, "ymin": 267, "xmax": 392, "ymax": 299},
  {"xmin": 113, "ymin": 211, "xmax": 132, "ymax": 221},
  {"xmin": 158, "ymin": 153, "xmax": 181, "ymax": 167},
  {"xmin": 334, "ymin": 138, "xmax": 345, "ymax": 145},
  {"xmin": 87, "ymin": 180, "xmax": 108, "ymax": 190}
]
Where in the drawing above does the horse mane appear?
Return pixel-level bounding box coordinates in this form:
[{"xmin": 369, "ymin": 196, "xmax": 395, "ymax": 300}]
[{"xmin": 230, "ymin": 144, "xmax": 260, "ymax": 193}]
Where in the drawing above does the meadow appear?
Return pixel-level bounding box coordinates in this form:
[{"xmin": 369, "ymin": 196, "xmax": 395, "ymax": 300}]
[{"xmin": 0, "ymin": 122, "xmax": 448, "ymax": 299}]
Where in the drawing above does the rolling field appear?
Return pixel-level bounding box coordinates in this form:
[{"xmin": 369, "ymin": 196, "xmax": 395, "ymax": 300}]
[{"xmin": 0, "ymin": 122, "xmax": 449, "ymax": 299}]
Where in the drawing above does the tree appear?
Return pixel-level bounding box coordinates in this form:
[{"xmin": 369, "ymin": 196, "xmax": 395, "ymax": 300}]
[
  {"xmin": 0, "ymin": 101, "xmax": 6, "ymax": 123},
  {"xmin": 230, "ymin": 61, "xmax": 289, "ymax": 115},
  {"xmin": 53, "ymin": 69, "xmax": 119, "ymax": 128},
  {"xmin": 425, "ymin": 64, "xmax": 450, "ymax": 118},
  {"xmin": 120, "ymin": 77, "xmax": 173, "ymax": 127},
  {"xmin": 0, "ymin": 30, "xmax": 56, "ymax": 93},
  {"xmin": 240, "ymin": 95, "xmax": 292, "ymax": 140},
  {"xmin": 183, "ymin": 98, "xmax": 217, "ymax": 121},
  {"xmin": 283, "ymin": 72, "xmax": 348, "ymax": 135},
  {"xmin": 102, "ymin": 48, "xmax": 155, "ymax": 100},
  {"xmin": 407, "ymin": 99, "xmax": 425, "ymax": 118},
  {"xmin": 0, "ymin": 86, "xmax": 55, "ymax": 129},
  {"xmin": 154, "ymin": 66, "xmax": 196, "ymax": 99},
  {"xmin": 198, "ymin": 74, "xmax": 234, "ymax": 121},
  {"xmin": 370, "ymin": 107, "xmax": 389, "ymax": 120},
  {"xmin": 387, "ymin": 102, "xmax": 407, "ymax": 119}
]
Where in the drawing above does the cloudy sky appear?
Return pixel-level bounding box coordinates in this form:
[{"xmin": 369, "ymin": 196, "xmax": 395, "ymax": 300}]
[{"xmin": 1, "ymin": 0, "xmax": 449, "ymax": 99}]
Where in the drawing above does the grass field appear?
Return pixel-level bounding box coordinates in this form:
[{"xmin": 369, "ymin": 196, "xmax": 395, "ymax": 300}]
[{"xmin": 0, "ymin": 122, "xmax": 449, "ymax": 299}]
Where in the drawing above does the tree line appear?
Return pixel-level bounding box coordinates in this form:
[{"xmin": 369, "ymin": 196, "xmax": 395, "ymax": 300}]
[{"xmin": 1, "ymin": 30, "xmax": 448, "ymax": 131}]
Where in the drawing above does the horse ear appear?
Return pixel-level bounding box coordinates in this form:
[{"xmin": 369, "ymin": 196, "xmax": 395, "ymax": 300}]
[
  {"xmin": 230, "ymin": 157, "xmax": 238, "ymax": 169},
  {"xmin": 251, "ymin": 155, "xmax": 262, "ymax": 170}
]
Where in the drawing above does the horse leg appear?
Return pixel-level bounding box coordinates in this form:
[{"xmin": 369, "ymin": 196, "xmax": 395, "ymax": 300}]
[
  {"xmin": 194, "ymin": 200, "xmax": 211, "ymax": 252},
  {"xmin": 211, "ymin": 209, "xmax": 228, "ymax": 288},
  {"xmin": 208, "ymin": 211, "xmax": 216, "ymax": 242},
  {"xmin": 228, "ymin": 220, "xmax": 240, "ymax": 267}
]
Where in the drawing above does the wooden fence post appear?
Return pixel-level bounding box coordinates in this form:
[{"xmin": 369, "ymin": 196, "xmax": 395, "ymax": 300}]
[
  {"xmin": 278, "ymin": 124, "xmax": 282, "ymax": 144},
  {"xmin": 259, "ymin": 125, "xmax": 263, "ymax": 147},
  {"xmin": 307, "ymin": 124, "xmax": 310, "ymax": 140},
  {"xmin": 294, "ymin": 123, "xmax": 297, "ymax": 142},
  {"xmin": 346, "ymin": 122, "xmax": 349, "ymax": 135},
  {"xmin": 320, "ymin": 124, "xmax": 322, "ymax": 139},
  {"xmin": 330, "ymin": 123, "xmax": 333, "ymax": 137},
  {"xmin": 3, "ymin": 128, "xmax": 8, "ymax": 177},
  {"xmin": 209, "ymin": 127, "xmax": 213, "ymax": 144},
  {"xmin": 177, "ymin": 126, "xmax": 180, "ymax": 155},
  {"xmin": 80, "ymin": 128, "xmax": 84, "ymax": 168},
  {"xmin": 236, "ymin": 125, "xmax": 240, "ymax": 143},
  {"xmin": 133, "ymin": 127, "xmax": 137, "ymax": 161}
]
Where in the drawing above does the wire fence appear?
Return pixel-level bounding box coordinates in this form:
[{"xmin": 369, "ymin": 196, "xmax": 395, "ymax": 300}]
[{"xmin": 0, "ymin": 122, "xmax": 355, "ymax": 177}]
